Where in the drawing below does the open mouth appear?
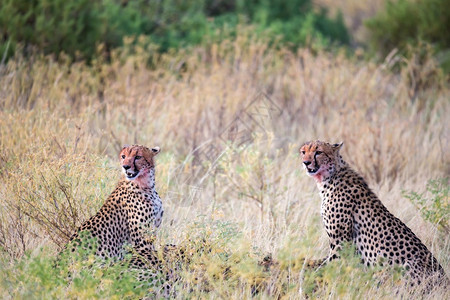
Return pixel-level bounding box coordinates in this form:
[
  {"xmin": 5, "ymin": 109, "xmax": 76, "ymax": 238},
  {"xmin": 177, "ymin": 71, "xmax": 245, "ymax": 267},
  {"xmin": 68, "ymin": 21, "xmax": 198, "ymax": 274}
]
[
  {"xmin": 125, "ymin": 171, "xmax": 140, "ymax": 180},
  {"xmin": 306, "ymin": 166, "xmax": 320, "ymax": 175}
]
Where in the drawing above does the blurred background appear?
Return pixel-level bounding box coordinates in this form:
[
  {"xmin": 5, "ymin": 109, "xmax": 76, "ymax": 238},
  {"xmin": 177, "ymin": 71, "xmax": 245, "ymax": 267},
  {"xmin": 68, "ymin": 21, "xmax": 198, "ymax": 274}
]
[
  {"xmin": 1, "ymin": 0, "xmax": 449, "ymax": 70},
  {"xmin": 0, "ymin": 0, "xmax": 449, "ymax": 298}
]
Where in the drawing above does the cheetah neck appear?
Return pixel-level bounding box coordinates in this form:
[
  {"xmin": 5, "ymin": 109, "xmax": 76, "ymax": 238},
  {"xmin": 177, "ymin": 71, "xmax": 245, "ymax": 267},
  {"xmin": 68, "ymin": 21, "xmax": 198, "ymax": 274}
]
[
  {"xmin": 315, "ymin": 163, "xmax": 348, "ymax": 190},
  {"xmin": 132, "ymin": 167, "xmax": 157, "ymax": 191},
  {"xmin": 120, "ymin": 171, "xmax": 161, "ymax": 205}
]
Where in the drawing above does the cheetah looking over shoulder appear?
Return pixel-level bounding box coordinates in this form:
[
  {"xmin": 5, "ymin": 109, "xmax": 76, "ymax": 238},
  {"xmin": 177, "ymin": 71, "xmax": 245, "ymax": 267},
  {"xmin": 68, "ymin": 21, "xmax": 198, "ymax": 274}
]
[
  {"xmin": 299, "ymin": 140, "xmax": 447, "ymax": 287},
  {"xmin": 65, "ymin": 144, "xmax": 163, "ymax": 260}
]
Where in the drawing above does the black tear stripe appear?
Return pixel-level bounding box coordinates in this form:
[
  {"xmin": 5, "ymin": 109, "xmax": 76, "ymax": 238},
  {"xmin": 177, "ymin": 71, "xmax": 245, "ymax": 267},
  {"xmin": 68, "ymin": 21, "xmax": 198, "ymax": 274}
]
[
  {"xmin": 314, "ymin": 152, "xmax": 319, "ymax": 167},
  {"xmin": 133, "ymin": 158, "xmax": 138, "ymax": 172},
  {"xmin": 131, "ymin": 147, "xmax": 138, "ymax": 171}
]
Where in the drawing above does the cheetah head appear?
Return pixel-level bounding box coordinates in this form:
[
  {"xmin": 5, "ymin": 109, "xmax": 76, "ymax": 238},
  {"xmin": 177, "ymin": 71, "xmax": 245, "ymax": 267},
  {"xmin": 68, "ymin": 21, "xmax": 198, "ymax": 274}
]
[
  {"xmin": 299, "ymin": 140, "xmax": 343, "ymax": 182},
  {"xmin": 119, "ymin": 145, "xmax": 160, "ymax": 181}
]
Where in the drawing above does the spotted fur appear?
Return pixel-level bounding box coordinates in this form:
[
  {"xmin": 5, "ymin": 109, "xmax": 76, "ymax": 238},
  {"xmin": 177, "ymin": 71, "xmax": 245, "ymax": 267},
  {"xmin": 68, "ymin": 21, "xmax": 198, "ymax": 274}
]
[
  {"xmin": 299, "ymin": 140, "xmax": 448, "ymax": 288},
  {"xmin": 66, "ymin": 145, "xmax": 163, "ymax": 259}
]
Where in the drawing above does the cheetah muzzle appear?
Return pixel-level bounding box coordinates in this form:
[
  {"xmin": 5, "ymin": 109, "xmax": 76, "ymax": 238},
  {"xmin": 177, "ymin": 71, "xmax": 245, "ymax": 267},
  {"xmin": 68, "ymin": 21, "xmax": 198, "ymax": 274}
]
[
  {"xmin": 123, "ymin": 166, "xmax": 140, "ymax": 179},
  {"xmin": 304, "ymin": 162, "xmax": 319, "ymax": 175}
]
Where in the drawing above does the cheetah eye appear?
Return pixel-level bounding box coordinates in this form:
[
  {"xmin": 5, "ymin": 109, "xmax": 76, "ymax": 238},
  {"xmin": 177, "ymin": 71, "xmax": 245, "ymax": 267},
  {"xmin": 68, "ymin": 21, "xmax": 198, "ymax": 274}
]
[
  {"xmin": 316, "ymin": 151, "xmax": 323, "ymax": 155},
  {"xmin": 121, "ymin": 155, "xmax": 126, "ymax": 159},
  {"xmin": 301, "ymin": 151, "xmax": 305, "ymax": 155},
  {"xmin": 135, "ymin": 156, "xmax": 142, "ymax": 160}
]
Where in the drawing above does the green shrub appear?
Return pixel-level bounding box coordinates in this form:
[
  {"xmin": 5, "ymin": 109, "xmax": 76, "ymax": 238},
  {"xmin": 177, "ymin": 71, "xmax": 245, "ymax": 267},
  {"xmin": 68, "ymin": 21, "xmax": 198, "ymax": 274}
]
[
  {"xmin": 302, "ymin": 243, "xmax": 405, "ymax": 298},
  {"xmin": 0, "ymin": 0, "xmax": 350, "ymax": 62},
  {"xmin": 0, "ymin": 245, "xmax": 148, "ymax": 299},
  {"xmin": 366, "ymin": 0, "xmax": 450, "ymax": 71},
  {"xmin": 235, "ymin": 0, "xmax": 349, "ymax": 47},
  {"xmin": 0, "ymin": 0, "xmax": 102, "ymax": 60},
  {"xmin": 403, "ymin": 178, "xmax": 449, "ymax": 235}
]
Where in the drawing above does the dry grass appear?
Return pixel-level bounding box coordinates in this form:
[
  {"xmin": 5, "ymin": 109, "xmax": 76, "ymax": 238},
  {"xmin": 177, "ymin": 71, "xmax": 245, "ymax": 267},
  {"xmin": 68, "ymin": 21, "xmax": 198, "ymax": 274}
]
[{"xmin": 0, "ymin": 34, "xmax": 448, "ymax": 298}]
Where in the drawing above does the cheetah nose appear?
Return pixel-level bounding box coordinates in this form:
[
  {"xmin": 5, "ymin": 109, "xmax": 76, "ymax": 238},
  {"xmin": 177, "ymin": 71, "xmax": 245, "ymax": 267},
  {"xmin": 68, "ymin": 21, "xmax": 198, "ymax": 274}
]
[
  {"xmin": 303, "ymin": 161, "xmax": 312, "ymax": 166},
  {"xmin": 123, "ymin": 165, "xmax": 131, "ymax": 170}
]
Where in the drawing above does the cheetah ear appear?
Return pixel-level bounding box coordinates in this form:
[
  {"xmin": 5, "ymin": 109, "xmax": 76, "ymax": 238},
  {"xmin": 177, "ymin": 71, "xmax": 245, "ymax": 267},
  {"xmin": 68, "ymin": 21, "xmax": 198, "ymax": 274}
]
[
  {"xmin": 332, "ymin": 142, "xmax": 343, "ymax": 152},
  {"xmin": 151, "ymin": 146, "xmax": 160, "ymax": 155},
  {"xmin": 122, "ymin": 144, "xmax": 130, "ymax": 149}
]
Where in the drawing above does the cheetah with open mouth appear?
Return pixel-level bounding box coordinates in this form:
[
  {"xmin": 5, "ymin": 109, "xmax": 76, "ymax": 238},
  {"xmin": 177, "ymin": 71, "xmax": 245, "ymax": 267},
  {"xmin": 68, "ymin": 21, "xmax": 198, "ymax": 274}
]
[{"xmin": 299, "ymin": 140, "xmax": 448, "ymax": 289}]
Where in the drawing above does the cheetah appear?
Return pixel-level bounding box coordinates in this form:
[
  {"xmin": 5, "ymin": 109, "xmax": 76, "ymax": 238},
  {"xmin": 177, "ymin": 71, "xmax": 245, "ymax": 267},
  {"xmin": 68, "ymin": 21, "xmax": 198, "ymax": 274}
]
[
  {"xmin": 65, "ymin": 144, "xmax": 163, "ymax": 261},
  {"xmin": 299, "ymin": 140, "xmax": 448, "ymax": 288}
]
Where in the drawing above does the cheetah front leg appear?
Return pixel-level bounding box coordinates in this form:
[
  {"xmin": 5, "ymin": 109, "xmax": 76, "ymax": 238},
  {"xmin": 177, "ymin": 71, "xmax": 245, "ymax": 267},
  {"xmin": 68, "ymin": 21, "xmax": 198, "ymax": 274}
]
[{"xmin": 309, "ymin": 213, "xmax": 354, "ymax": 269}]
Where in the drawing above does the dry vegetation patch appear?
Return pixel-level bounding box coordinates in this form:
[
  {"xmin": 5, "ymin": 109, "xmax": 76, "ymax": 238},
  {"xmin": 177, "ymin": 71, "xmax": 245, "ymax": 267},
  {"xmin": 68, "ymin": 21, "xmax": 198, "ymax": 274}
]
[{"xmin": 0, "ymin": 36, "xmax": 448, "ymax": 298}]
